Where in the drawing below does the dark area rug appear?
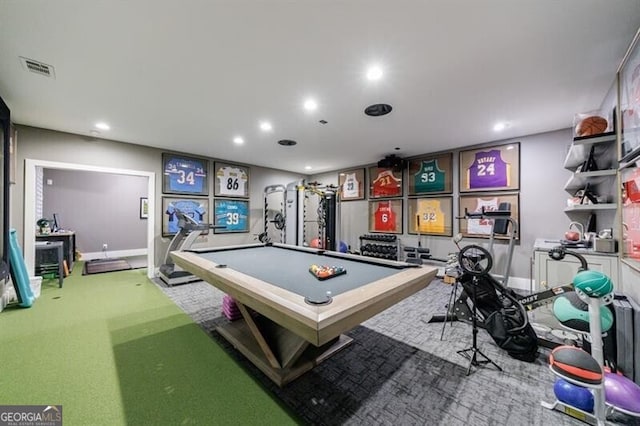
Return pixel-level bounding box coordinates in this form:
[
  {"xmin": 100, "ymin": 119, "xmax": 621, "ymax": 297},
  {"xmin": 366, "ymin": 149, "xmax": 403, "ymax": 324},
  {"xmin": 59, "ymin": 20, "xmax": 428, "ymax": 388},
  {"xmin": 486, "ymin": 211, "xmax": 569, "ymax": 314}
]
[{"xmin": 83, "ymin": 258, "xmax": 132, "ymax": 275}]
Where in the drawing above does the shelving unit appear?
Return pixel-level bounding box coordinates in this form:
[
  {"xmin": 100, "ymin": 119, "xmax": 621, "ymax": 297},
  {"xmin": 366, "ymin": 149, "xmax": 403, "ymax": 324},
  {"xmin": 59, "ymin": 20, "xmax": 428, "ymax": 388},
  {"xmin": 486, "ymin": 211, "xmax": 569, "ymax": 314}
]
[{"xmin": 563, "ymin": 132, "xmax": 618, "ymax": 218}]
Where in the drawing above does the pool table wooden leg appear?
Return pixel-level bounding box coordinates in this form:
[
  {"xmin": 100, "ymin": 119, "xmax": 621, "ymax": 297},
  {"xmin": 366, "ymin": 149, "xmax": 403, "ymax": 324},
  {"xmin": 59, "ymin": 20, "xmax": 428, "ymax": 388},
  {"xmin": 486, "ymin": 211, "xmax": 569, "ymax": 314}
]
[{"xmin": 216, "ymin": 301, "xmax": 353, "ymax": 387}]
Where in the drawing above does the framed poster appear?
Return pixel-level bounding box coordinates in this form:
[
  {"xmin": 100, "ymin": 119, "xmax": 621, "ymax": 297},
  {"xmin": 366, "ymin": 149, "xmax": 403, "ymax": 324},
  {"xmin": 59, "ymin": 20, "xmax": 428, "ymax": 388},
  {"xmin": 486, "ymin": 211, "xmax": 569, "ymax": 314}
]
[
  {"xmin": 368, "ymin": 199, "xmax": 403, "ymax": 234},
  {"xmin": 214, "ymin": 162, "xmax": 250, "ymax": 198},
  {"xmin": 619, "ymin": 30, "xmax": 640, "ymax": 162},
  {"xmin": 458, "ymin": 193, "xmax": 519, "ymax": 239},
  {"xmin": 368, "ymin": 167, "xmax": 403, "ymax": 199},
  {"xmin": 407, "ymin": 197, "xmax": 453, "ymax": 237},
  {"xmin": 162, "ymin": 197, "xmax": 209, "ymax": 237},
  {"xmin": 407, "ymin": 153, "xmax": 453, "ymax": 195},
  {"xmin": 162, "ymin": 153, "xmax": 209, "ymax": 196},
  {"xmin": 459, "ymin": 143, "xmax": 520, "ymax": 192},
  {"xmin": 214, "ymin": 199, "xmax": 250, "ymax": 233},
  {"xmin": 139, "ymin": 197, "xmax": 149, "ymax": 219},
  {"xmin": 338, "ymin": 168, "xmax": 365, "ymax": 201},
  {"xmin": 621, "ymin": 165, "xmax": 640, "ymax": 260}
]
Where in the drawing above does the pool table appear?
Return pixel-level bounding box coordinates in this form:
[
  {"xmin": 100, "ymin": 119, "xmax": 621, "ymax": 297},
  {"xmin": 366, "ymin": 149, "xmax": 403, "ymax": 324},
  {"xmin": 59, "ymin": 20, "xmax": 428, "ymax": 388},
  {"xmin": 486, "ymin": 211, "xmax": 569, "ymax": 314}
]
[{"xmin": 171, "ymin": 243, "xmax": 437, "ymax": 386}]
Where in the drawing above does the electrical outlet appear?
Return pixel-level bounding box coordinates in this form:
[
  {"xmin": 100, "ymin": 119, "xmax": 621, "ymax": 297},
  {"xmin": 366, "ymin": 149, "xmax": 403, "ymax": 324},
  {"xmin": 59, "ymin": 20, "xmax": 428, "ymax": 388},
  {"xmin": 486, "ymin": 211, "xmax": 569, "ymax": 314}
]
[{"xmin": 102, "ymin": 243, "xmax": 108, "ymax": 251}]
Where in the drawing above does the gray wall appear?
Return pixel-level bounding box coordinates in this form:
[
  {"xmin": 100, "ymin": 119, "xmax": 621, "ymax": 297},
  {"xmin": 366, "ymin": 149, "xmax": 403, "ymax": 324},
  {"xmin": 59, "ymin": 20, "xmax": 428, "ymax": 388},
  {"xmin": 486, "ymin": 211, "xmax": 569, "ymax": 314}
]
[
  {"xmin": 11, "ymin": 125, "xmax": 306, "ymax": 266},
  {"xmin": 313, "ymin": 128, "xmax": 579, "ymax": 285},
  {"xmin": 42, "ymin": 169, "xmax": 147, "ymax": 253}
]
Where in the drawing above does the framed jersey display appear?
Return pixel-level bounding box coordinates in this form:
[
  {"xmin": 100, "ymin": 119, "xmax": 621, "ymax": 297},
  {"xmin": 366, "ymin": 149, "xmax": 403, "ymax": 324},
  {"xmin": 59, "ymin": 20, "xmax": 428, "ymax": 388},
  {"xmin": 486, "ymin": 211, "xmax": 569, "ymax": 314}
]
[
  {"xmin": 459, "ymin": 143, "xmax": 520, "ymax": 192},
  {"xmin": 621, "ymin": 165, "xmax": 640, "ymax": 261},
  {"xmin": 407, "ymin": 153, "xmax": 453, "ymax": 195},
  {"xmin": 162, "ymin": 153, "xmax": 209, "ymax": 196},
  {"xmin": 458, "ymin": 193, "xmax": 519, "ymax": 239},
  {"xmin": 338, "ymin": 168, "xmax": 365, "ymax": 201},
  {"xmin": 214, "ymin": 162, "xmax": 250, "ymax": 198},
  {"xmin": 368, "ymin": 167, "xmax": 403, "ymax": 199},
  {"xmin": 213, "ymin": 199, "xmax": 250, "ymax": 234},
  {"xmin": 368, "ymin": 199, "xmax": 403, "ymax": 234},
  {"xmin": 162, "ymin": 197, "xmax": 209, "ymax": 237},
  {"xmin": 407, "ymin": 197, "xmax": 453, "ymax": 236},
  {"xmin": 619, "ymin": 31, "xmax": 640, "ymax": 162}
]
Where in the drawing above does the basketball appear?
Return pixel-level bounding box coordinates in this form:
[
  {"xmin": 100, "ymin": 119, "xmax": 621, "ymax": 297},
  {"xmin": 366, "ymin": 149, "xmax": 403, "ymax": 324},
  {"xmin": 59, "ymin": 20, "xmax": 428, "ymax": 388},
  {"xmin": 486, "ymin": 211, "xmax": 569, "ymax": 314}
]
[
  {"xmin": 575, "ymin": 116, "xmax": 608, "ymax": 137},
  {"xmin": 310, "ymin": 238, "xmax": 323, "ymax": 249},
  {"xmin": 573, "ymin": 270, "xmax": 613, "ymax": 298}
]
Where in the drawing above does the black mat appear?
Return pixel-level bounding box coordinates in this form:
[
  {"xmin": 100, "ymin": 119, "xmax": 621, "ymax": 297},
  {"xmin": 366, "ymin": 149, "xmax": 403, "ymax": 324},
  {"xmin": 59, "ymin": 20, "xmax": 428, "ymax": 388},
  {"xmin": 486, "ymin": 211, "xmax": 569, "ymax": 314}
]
[{"xmin": 83, "ymin": 259, "xmax": 132, "ymax": 275}]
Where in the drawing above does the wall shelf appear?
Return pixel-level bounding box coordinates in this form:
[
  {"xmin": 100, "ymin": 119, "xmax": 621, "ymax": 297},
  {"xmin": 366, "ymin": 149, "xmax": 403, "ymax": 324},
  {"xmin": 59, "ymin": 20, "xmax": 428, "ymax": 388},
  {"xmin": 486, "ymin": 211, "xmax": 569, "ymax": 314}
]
[
  {"xmin": 564, "ymin": 169, "xmax": 617, "ymax": 193},
  {"xmin": 564, "ymin": 203, "xmax": 617, "ymax": 212}
]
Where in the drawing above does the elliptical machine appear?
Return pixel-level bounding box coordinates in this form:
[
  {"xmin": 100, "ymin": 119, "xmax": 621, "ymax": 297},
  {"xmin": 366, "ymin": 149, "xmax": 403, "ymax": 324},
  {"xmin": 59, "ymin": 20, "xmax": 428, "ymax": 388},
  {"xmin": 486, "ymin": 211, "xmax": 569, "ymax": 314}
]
[{"xmin": 158, "ymin": 209, "xmax": 220, "ymax": 286}]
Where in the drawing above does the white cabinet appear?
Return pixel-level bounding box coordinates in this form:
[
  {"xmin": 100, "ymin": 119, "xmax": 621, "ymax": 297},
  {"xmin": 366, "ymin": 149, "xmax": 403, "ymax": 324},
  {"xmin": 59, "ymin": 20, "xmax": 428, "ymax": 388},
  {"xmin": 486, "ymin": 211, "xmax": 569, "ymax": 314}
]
[{"xmin": 534, "ymin": 248, "xmax": 619, "ymax": 291}]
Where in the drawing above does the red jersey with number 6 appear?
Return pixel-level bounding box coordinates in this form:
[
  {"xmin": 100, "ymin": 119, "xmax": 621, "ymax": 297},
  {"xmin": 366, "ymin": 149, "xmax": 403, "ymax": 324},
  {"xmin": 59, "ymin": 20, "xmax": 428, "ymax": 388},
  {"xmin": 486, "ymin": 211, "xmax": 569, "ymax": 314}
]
[{"xmin": 374, "ymin": 201, "xmax": 396, "ymax": 231}]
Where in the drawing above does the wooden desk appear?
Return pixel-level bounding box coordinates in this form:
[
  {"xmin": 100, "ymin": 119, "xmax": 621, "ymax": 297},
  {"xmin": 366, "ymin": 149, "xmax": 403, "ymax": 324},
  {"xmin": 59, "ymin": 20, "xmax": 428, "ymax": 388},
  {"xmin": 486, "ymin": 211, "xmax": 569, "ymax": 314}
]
[
  {"xmin": 36, "ymin": 231, "xmax": 76, "ymax": 272},
  {"xmin": 35, "ymin": 241, "xmax": 64, "ymax": 287}
]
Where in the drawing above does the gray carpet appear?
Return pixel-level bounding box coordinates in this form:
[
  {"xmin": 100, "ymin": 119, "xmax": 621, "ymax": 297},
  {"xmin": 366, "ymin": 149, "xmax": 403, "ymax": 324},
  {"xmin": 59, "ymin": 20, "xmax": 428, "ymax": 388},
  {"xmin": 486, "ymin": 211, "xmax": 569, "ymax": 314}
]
[{"xmin": 156, "ymin": 277, "xmax": 638, "ymax": 426}]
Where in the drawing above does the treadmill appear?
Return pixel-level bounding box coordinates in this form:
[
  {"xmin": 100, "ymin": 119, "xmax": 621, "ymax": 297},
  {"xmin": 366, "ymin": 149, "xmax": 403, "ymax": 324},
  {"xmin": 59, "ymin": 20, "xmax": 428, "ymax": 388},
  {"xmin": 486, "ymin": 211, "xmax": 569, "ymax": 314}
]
[{"xmin": 158, "ymin": 209, "xmax": 210, "ymax": 286}]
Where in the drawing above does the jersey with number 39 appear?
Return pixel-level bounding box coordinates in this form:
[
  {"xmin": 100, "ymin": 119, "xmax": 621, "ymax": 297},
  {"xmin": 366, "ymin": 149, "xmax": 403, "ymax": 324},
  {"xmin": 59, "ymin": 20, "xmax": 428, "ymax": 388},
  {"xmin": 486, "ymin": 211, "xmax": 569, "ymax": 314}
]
[
  {"xmin": 217, "ymin": 167, "xmax": 248, "ymax": 196},
  {"xmin": 414, "ymin": 160, "xmax": 445, "ymax": 193},
  {"xmin": 467, "ymin": 149, "xmax": 509, "ymax": 189},
  {"xmin": 374, "ymin": 201, "xmax": 396, "ymax": 232}
]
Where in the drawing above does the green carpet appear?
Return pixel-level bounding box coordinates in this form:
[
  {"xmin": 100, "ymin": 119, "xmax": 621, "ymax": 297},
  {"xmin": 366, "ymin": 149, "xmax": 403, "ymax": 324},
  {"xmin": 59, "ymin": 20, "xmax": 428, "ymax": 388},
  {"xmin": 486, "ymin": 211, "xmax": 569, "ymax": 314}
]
[{"xmin": 0, "ymin": 264, "xmax": 299, "ymax": 425}]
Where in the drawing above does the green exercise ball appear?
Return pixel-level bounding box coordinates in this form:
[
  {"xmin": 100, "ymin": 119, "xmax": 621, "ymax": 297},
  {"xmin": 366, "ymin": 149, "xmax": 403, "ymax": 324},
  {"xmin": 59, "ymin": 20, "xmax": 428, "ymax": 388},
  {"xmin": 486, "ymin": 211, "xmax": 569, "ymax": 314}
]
[{"xmin": 573, "ymin": 270, "xmax": 613, "ymax": 298}]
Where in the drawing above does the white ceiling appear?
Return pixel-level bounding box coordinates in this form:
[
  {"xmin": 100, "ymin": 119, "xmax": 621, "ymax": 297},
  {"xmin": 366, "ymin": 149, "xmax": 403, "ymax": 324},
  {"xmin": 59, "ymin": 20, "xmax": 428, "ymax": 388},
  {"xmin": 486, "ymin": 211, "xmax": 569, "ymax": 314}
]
[{"xmin": 1, "ymin": 1, "xmax": 639, "ymax": 174}]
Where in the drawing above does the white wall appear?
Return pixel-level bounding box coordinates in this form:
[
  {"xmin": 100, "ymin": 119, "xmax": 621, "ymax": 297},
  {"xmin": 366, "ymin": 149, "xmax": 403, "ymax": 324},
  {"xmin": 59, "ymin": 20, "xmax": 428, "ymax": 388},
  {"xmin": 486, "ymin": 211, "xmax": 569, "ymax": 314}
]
[
  {"xmin": 313, "ymin": 128, "xmax": 579, "ymax": 286},
  {"xmin": 12, "ymin": 125, "xmax": 306, "ymax": 268}
]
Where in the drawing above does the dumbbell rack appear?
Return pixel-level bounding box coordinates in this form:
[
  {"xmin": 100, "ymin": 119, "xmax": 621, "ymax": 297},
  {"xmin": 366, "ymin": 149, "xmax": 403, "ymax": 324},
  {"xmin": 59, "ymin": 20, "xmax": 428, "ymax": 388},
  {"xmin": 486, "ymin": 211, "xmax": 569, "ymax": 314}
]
[{"xmin": 359, "ymin": 234, "xmax": 400, "ymax": 261}]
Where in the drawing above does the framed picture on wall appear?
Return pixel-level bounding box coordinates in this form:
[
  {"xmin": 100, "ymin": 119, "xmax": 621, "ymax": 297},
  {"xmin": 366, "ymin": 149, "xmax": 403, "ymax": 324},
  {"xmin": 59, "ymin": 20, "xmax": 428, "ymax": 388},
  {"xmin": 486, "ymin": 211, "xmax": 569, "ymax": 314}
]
[
  {"xmin": 368, "ymin": 166, "xmax": 403, "ymax": 199},
  {"xmin": 459, "ymin": 142, "xmax": 520, "ymax": 192},
  {"xmin": 214, "ymin": 162, "xmax": 250, "ymax": 198},
  {"xmin": 139, "ymin": 197, "xmax": 149, "ymax": 219},
  {"xmin": 407, "ymin": 197, "xmax": 453, "ymax": 236},
  {"xmin": 368, "ymin": 199, "xmax": 403, "ymax": 234},
  {"xmin": 162, "ymin": 197, "xmax": 209, "ymax": 237},
  {"xmin": 621, "ymin": 165, "xmax": 640, "ymax": 260},
  {"xmin": 338, "ymin": 168, "xmax": 365, "ymax": 201},
  {"xmin": 162, "ymin": 153, "xmax": 209, "ymax": 196},
  {"xmin": 407, "ymin": 153, "xmax": 453, "ymax": 195},
  {"xmin": 213, "ymin": 198, "xmax": 250, "ymax": 233},
  {"xmin": 619, "ymin": 32, "xmax": 640, "ymax": 163},
  {"xmin": 458, "ymin": 193, "xmax": 519, "ymax": 239}
]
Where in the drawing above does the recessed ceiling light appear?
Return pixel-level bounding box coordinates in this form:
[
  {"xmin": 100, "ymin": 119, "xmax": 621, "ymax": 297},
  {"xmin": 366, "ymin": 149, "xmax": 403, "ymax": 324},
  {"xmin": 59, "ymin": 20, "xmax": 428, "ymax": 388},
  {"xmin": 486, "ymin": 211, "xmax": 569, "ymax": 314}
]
[
  {"xmin": 260, "ymin": 121, "xmax": 272, "ymax": 132},
  {"xmin": 233, "ymin": 136, "xmax": 244, "ymax": 145},
  {"xmin": 366, "ymin": 65, "xmax": 383, "ymax": 81},
  {"xmin": 493, "ymin": 121, "xmax": 510, "ymax": 132},
  {"xmin": 304, "ymin": 166, "xmax": 313, "ymax": 170},
  {"xmin": 95, "ymin": 122, "xmax": 110, "ymax": 131},
  {"xmin": 304, "ymin": 99, "xmax": 317, "ymax": 111}
]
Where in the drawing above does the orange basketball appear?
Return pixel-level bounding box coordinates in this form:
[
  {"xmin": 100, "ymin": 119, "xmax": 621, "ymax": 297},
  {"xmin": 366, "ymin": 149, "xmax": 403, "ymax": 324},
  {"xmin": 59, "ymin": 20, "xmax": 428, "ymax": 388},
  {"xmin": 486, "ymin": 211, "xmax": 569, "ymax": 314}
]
[
  {"xmin": 575, "ymin": 116, "xmax": 608, "ymax": 137},
  {"xmin": 310, "ymin": 238, "xmax": 323, "ymax": 248}
]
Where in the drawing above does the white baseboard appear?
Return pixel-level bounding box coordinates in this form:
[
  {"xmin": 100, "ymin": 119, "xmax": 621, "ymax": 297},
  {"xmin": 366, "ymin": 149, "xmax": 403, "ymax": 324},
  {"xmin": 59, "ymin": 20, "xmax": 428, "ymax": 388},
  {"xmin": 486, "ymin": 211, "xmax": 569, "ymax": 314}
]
[{"xmin": 81, "ymin": 248, "xmax": 147, "ymax": 261}]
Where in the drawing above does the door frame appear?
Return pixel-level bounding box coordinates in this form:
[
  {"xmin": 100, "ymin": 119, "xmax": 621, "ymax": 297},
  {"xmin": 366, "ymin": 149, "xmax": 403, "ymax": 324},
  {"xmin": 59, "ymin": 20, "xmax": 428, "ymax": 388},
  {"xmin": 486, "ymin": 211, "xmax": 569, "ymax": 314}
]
[{"xmin": 24, "ymin": 159, "xmax": 155, "ymax": 279}]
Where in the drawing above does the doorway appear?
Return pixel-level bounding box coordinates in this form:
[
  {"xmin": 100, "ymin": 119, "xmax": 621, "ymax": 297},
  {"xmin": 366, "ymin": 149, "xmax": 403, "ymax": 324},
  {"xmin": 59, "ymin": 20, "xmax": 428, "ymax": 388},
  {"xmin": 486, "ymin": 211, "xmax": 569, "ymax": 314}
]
[{"xmin": 23, "ymin": 159, "xmax": 155, "ymax": 279}]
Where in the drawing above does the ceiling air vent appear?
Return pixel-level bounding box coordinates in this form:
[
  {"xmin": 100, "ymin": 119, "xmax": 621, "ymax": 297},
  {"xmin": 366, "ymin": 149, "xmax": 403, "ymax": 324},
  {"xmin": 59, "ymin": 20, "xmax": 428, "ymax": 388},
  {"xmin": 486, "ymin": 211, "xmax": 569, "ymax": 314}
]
[{"xmin": 19, "ymin": 56, "xmax": 56, "ymax": 78}]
